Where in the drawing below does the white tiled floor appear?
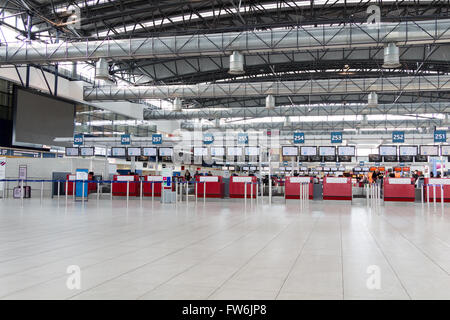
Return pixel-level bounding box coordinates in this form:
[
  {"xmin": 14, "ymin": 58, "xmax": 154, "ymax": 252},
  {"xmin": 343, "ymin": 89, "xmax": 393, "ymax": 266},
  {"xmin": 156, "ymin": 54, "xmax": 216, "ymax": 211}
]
[{"xmin": 1, "ymin": 197, "xmax": 450, "ymax": 300}]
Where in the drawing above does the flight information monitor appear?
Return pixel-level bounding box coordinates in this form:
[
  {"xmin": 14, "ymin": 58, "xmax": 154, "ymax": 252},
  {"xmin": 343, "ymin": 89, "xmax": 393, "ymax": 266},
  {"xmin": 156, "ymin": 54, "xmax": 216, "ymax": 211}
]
[
  {"xmin": 441, "ymin": 145, "xmax": 450, "ymax": 156},
  {"xmin": 194, "ymin": 147, "xmax": 208, "ymax": 156},
  {"xmin": 80, "ymin": 147, "xmax": 94, "ymax": 157},
  {"xmin": 111, "ymin": 147, "xmax": 126, "ymax": 157},
  {"xmin": 227, "ymin": 147, "xmax": 243, "ymax": 156},
  {"xmin": 127, "ymin": 147, "xmax": 142, "ymax": 157},
  {"xmin": 419, "ymin": 145, "xmax": 439, "ymax": 156},
  {"xmin": 211, "ymin": 147, "xmax": 225, "ymax": 156},
  {"xmin": 319, "ymin": 146, "xmax": 336, "ymax": 156},
  {"xmin": 94, "ymin": 147, "xmax": 106, "ymax": 156},
  {"xmin": 379, "ymin": 145, "xmax": 397, "ymax": 156},
  {"xmin": 282, "ymin": 146, "xmax": 298, "ymax": 156},
  {"xmin": 65, "ymin": 147, "xmax": 79, "ymax": 156},
  {"xmin": 143, "ymin": 147, "xmax": 157, "ymax": 156},
  {"xmin": 399, "ymin": 146, "xmax": 418, "ymax": 156},
  {"xmin": 245, "ymin": 147, "xmax": 260, "ymax": 156},
  {"xmin": 300, "ymin": 146, "xmax": 317, "ymax": 156},
  {"xmin": 337, "ymin": 146, "xmax": 355, "ymax": 156},
  {"xmin": 159, "ymin": 148, "xmax": 173, "ymax": 157}
]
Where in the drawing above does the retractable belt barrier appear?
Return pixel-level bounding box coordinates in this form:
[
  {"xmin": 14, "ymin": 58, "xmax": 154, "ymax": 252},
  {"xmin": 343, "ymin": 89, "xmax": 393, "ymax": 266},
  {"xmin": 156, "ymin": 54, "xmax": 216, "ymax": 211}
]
[
  {"xmin": 366, "ymin": 183, "xmax": 381, "ymax": 208},
  {"xmin": 421, "ymin": 183, "xmax": 445, "ymax": 209}
]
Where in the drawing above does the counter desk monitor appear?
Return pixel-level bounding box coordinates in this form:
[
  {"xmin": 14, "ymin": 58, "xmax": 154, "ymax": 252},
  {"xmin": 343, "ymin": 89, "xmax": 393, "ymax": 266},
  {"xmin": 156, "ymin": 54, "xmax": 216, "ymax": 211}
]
[
  {"xmin": 331, "ymin": 167, "xmax": 338, "ymax": 172},
  {"xmin": 250, "ymin": 166, "xmax": 257, "ymax": 171},
  {"xmin": 420, "ymin": 145, "xmax": 439, "ymax": 156},
  {"xmin": 337, "ymin": 146, "xmax": 355, "ymax": 156},
  {"xmin": 323, "ymin": 167, "xmax": 330, "ymax": 172},
  {"xmin": 127, "ymin": 147, "xmax": 142, "ymax": 157},
  {"xmin": 368, "ymin": 154, "xmax": 382, "ymax": 162},
  {"xmin": 143, "ymin": 147, "xmax": 157, "ymax": 157},
  {"xmin": 298, "ymin": 155, "xmax": 309, "ymax": 162},
  {"xmin": 354, "ymin": 167, "xmax": 362, "ymax": 172},
  {"xmin": 228, "ymin": 166, "xmax": 235, "ymax": 171},
  {"xmin": 282, "ymin": 146, "xmax": 298, "ymax": 156},
  {"xmin": 243, "ymin": 166, "xmax": 250, "ymax": 171},
  {"xmin": 300, "ymin": 167, "xmax": 308, "ymax": 171},
  {"xmin": 415, "ymin": 155, "xmax": 428, "ymax": 162},
  {"xmin": 338, "ymin": 155, "xmax": 352, "ymax": 162},
  {"xmin": 300, "ymin": 146, "xmax": 317, "ymax": 156},
  {"xmin": 309, "ymin": 155, "xmax": 321, "ymax": 162},
  {"xmin": 111, "ymin": 147, "xmax": 126, "ymax": 157},
  {"xmin": 319, "ymin": 146, "xmax": 336, "ymax": 156},
  {"xmin": 159, "ymin": 147, "xmax": 173, "ymax": 157},
  {"xmin": 65, "ymin": 147, "xmax": 79, "ymax": 156},
  {"xmin": 80, "ymin": 147, "xmax": 94, "ymax": 157},
  {"xmin": 362, "ymin": 167, "xmax": 370, "ymax": 172}
]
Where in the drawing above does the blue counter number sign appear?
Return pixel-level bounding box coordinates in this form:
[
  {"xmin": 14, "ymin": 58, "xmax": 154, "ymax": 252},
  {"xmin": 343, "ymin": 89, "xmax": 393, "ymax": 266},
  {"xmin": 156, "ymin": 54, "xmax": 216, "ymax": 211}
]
[
  {"xmin": 434, "ymin": 130, "xmax": 446, "ymax": 143},
  {"xmin": 392, "ymin": 131, "xmax": 405, "ymax": 143},
  {"xmin": 73, "ymin": 134, "xmax": 83, "ymax": 145},
  {"xmin": 331, "ymin": 132, "xmax": 342, "ymax": 143},
  {"xmin": 121, "ymin": 134, "xmax": 131, "ymax": 145},
  {"xmin": 152, "ymin": 134, "xmax": 162, "ymax": 145},
  {"xmin": 237, "ymin": 133, "xmax": 248, "ymax": 145},
  {"xmin": 203, "ymin": 133, "xmax": 214, "ymax": 145},
  {"xmin": 293, "ymin": 132, "xmax": 305, "ymax": 144}
]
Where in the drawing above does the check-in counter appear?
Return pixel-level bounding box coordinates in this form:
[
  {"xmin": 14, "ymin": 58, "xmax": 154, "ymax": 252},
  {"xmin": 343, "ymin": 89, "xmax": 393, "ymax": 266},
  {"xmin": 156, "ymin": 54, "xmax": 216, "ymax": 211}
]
[
  {"xmin": 424, "ymin": 178, "xmax": 450, "ymax": 202},
  {"xmin": 143, "ymin": 175, "xmax": 163, "ymax": 197},
  {"xmin": 112, "ymin": 175, "xmax": 140, "ymax": 196},
  {"xmin": 196, "ymin": 176, "xmax": 224, "ymax": 198},
  {"xmin": 285, "ymin": 176, "xmax": 313, "ymax": 199},
  {"xmin": 383, "ymin": 177, "xmax": 415, "ymax": 202},
  {"xmin": 229, "ymin": 176, "xmax": 257, "ymax": 198},
  {"xmin": 323, "ymin": 177, "xmax": 352, "ymax": 200}
]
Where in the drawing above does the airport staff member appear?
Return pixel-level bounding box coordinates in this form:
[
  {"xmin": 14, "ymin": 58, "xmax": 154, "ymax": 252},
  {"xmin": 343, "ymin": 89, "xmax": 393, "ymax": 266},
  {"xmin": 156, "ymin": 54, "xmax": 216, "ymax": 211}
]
[{"xmin": 184, "ymin": 170, "xmax": 192, "ymax": 182}]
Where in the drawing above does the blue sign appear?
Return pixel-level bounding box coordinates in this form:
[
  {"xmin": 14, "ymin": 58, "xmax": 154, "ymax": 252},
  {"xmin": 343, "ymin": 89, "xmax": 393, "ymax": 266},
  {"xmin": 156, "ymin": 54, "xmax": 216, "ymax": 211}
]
[
  {"xmin": 375, "ymin": 162, "xmax": 380, "ymax": 167},
  {"xmin": 359, "ymin": 161, "xmax": 365, "ymax": 167},
  {"xmin": 203, "ymin": 133, "xmax": 214, "ymax": 145},
  {"xmin": 336, "ymin": 162, "xmax": 340, "ymax": 167},
  {"xmin": 399, "ymin": 163, "xmax": 405, "ymax": 167},
  {"xmin": 237, "ymin": 133, "xmax": 248, "ymax": 144},
  {"xmin": 73, "ymin": 134, "xmax": 83, "ymax": 145},
  {"xmin": 392, "ymin": 131, "xmax": 405, "ymax": 143},
  {"xmin": 293, "ymin": 132, "xmax": 305, "ymax": 144},
  {"xmin": 121, "ymin": 134, "xmax": 131, "ymax": 145},
  {"xmin": 152, "ymin": 134, "xmax": 162, "ymax": 145},
  {"xmin": 434, "ymin": 130, "xmax": 447, "ymax": 143},
  {"xmin": 75, "ymin": 169, "xmax": 89, "ymax": 199},
  {"xmin": 320, "ymin": 162, "xmax": 325, "ymax": 166},
  {"xmin": 331, "ymin": 132, "xmax": 342, "ymax": 143}
]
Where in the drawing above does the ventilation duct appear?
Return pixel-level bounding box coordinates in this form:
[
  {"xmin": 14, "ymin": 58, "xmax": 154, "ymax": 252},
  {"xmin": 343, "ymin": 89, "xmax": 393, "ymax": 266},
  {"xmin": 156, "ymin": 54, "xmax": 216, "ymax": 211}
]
[
  {"xmin": 368, "ymin": 92, "xmax": 378, "ymax": 107},
  {"xmin": 173, "ymin": 97, "xmax": 182, "ymax": 111},
  {"xmin": 265, "ymin": 95, "xmax": 275, "ymax": 109},
  {"xmin": 95, "ymin": 58, "xmax": 110, "ymax": 80},
  {"xmin": 382, "ymin": 43, "xmax": 401, "ymax": 68},
  {"xmin": 215, "ymin": 119, "xmax": 220, "ymax": 127},
  {"xmin": 283, "ymin": 116, "xmax": 291, "ymax": 127},
  {"xmin": 361, "ymin": 115, "xmax": 369, "ymax": 125},
  {"xmin": 229, "ymin": 51, "xmax": 244, "ymax": 75}
]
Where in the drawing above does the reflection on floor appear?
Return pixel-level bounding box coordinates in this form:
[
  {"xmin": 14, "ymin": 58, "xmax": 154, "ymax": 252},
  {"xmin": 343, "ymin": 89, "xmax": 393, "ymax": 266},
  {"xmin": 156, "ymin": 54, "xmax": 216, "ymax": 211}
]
[{"xmin": 0, "ymin": 196, "xmax": 450, "ymax": 300}]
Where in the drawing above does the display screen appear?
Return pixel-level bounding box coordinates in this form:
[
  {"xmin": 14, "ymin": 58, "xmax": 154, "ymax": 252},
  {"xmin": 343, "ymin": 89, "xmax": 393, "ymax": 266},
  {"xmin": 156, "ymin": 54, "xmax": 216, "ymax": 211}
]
[
  {"xmin": 228, "ymin": 166, "xmax": 235, "ymax": 170},
  {"xmin": 111, "ymin": 147, "xmax": 126, "ymax": 157},
  {"xmin": 127, "ymin": 147, "xmax": 142, "ymax": 157},
  {"xmin": 282, "ymin": 146, "xmax": 298, "ymax": 156},
  {"xmin": 354, "ymin": 167, "xmax": 362, "ymax": 172},
  {"xmin": 368, "ymin": 154, "xmax": 382, "ymax": 162},
  {"xmin": 415, "ymin": 155, "xmax": 428, "ymax": 162},
  {"xmin": 80, "ymin": 147, "xmax": 94, "ymax": 156},
  {"xmin": 324, "ymin": 155, "xmax": 337, "ymax": 162},
  {"xmin": 323, "ymin": 167, "xmax": 330, "ymax": 171},
  {"xmin": 194, "ymin": 147, "xmax": 208, "ymax": 156},
  {"xmin": 300, "ymin": 167, "xmax": 308, "ymax": 171},
  {"xmin": 300, "ymin": 146, "xmax": 317, "ymax": 156},
  {"xmin": 245, "ymin": 147, "xmax": 260, "ymax": 156},
  {"xmin": 298, "ymin": 155, "xmax": 309, "ymax": 162},
  {"xmin": 399, "ymin": 155, "xmax": 414, "ymax": 162},
  {"xmin": 143, "ymin": 147, "xmax": 157, "ymax": 156},
  {"xmin": 319, "ymin": 146, "xmax": 335, "ymax": 156},
  {"xmin": 309, "ymin": 155, "xmax": 321, "ymax": 162},
  {"xmin": 420, "ymin": 145, "xmax": 438, "ymax": 156},
  {"xmin": 362, "ymin": 167, "xmax": 370, "ymax": 172},
  {"xmin": 399, "ymin": 146, "xmax": 418, "ymax": 156},
  {"xmin": 65, "ymin": 147, "xmax": 79, "ymax": 156},
  {"xmin": 243, "ymin": 166, "xmax": 249, "ymax": 170},
  {"xmin": 159, "ymin": 148, "xmax": 173, "ymax": 157},
  {"xmin": 338, "ymin": 156, "xmax": 352, "ymax": 162},
  {"xmin": 383, "ymin": 155, "xmax": 398, "ymax": 162},
  {"xmin": 13, "ymin": 88, "xmax": 75, "ymax": 147},
  {"xmin": 227, "ymin": 147, "xmax": 243, "ymax": 156},
  {"xmin": 250, "ymin": 166, "xmax": 257, "ymax": 170},
  {"xmin": 441, "ymin": 145, "xmax": 450, "ymax": 156},
  {"xmin": 211, "ymin": 147, "xmax": 225, "ymax": 156},
  {"xmin": 94, "ymin": 147, "xmax": 106, "ymax": 156},
  {"xmin": 337, "ymin": 146, "xmax": 355, "ymax": 156},
  {"xmin": 379, "ymin": 145, "xmax": 397, "ymax": 156}
]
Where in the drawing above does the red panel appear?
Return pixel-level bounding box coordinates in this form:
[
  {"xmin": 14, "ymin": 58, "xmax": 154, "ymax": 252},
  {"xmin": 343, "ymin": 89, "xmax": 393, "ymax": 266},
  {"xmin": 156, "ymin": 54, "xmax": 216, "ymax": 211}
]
[
  {"xmin": 383, "ymin": 178, "xmax": 415, "ymax": 202},
  {"xmin": 142, "ymin": 176, "xmax": 162, "ymax": 197},
  {"xmin": 229, "ymin": 176, "xmax": 257, "ymax": 198},
  {"xmin": 423, "ymin": 178, "xmax": 450, "ymax": 202},
  {"xmin": 112, "ymin": 175, "xmax": 140, "ymax": 196},
  {"xmin": 196, "ymin": 176, "xmax": 224, "ymax": 198},
  {"xmin": 284, "ymin": 176, "xmax": 313, "ymax": 199},
  {"xmin": 66, "ymin": 174, "xmax": 75, "ymax": 196},
  {"xmin": 323, "ymin": 177, "xmax": 352, "ymax": 200}
]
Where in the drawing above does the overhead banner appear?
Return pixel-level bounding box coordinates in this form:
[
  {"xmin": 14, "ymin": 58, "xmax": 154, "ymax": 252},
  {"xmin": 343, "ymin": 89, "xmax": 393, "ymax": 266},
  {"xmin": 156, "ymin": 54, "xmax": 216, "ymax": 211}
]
[
  {"xmin": 121, "ymin": 134, "xmax": 131, "ymax": 145},
  {"xmin": 434, "ymin": 130, "xmax": 447, "ymax": 143},
  {"xmin": 293, "ymin": 132, "xmax": 305, "ymax": 144},
  {"xmin": 73, "ymin": 134, "xmax": 83, "ymax": 145},
  {"xmin": 0, "ymin": 157, "xmax": 5, "ymax": 193},
  {"xmin": 237, "ymin": 133, "xmax": 248, "ymax": 145},
  {"xmin": 203, "ymin": 133, "xmax": 214, "ymax": 145},
  {"xmin": 152, "ymin": 134, "xmax": 162, "ymax": 145},
  {"xmin": 392, "ymin": 131, "xmax": 405, "ymax": 143},
  {"xmin": 331, "ymin": 132, "xmax": 342, "ymax": 143}
]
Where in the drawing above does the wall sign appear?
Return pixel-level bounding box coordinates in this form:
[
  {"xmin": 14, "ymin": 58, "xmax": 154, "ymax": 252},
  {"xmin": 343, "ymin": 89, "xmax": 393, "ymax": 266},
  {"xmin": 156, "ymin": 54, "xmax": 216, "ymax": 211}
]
[
  {"xmin": 392, "ymin": 131, "xmax": 405, "ymax": 143},
  {"xmin": 293, "ymin": 132, "xmax": 305, "ymax": 144},
  {"xmin": 152, "ymin": 134, "xmax": 162, "ymax": 145},
  {"xmin": 73, "ymin": 134, "xmax": 83, "ymax": 145},
  {"xmin": 0, "ymin": 157, "xmax": 6, "ymax": 193},
  {"xmin": 331, "ymin": 132, "xmax": 342, "ymax": 143},
  {"xmin": 434, "ymin": 130, "xmax": 447, "ymax": 143},
  {"xmin": 203, "ymin": 133, "xmax": 214, "ymax": 145},
  {"xmin": 121, "ymin": 134, "xmax": 131, "ymax": 145},
  {"xmin": 237, "ymin": 133, "xmax": 248, "ymax": 145}
]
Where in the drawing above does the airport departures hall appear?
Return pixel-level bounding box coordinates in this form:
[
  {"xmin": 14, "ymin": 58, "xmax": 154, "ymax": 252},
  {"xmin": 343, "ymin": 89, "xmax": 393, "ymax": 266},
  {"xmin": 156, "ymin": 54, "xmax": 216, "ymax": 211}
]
[{"xmin": 1, "ymin": 0, "xmax": 450, "ymax": 302}]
